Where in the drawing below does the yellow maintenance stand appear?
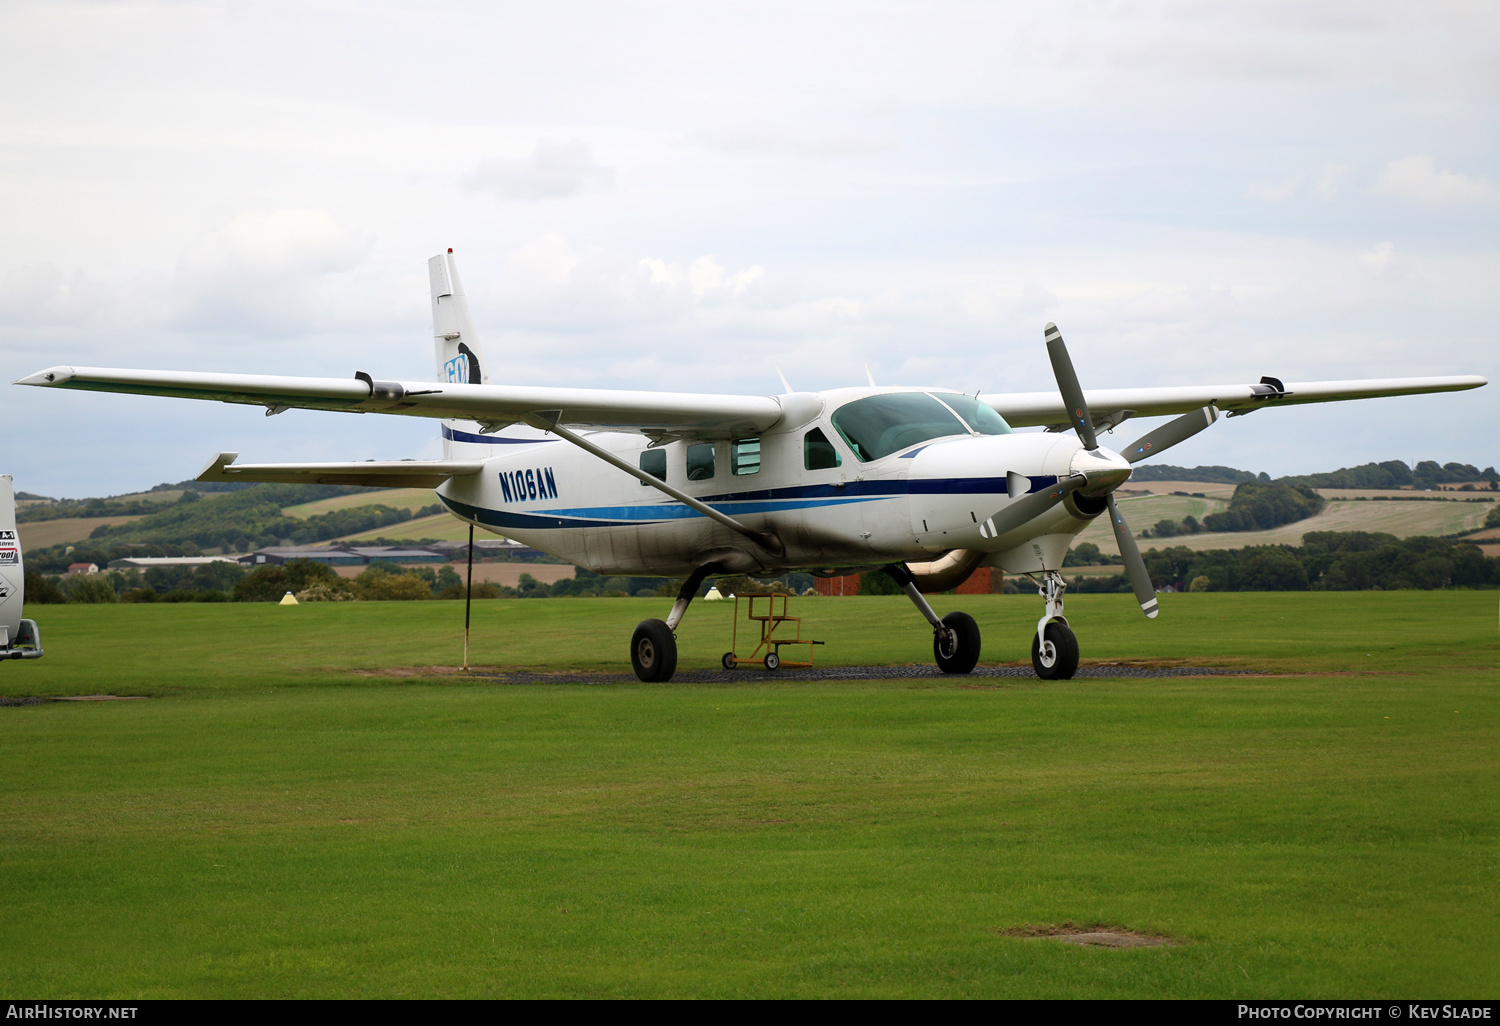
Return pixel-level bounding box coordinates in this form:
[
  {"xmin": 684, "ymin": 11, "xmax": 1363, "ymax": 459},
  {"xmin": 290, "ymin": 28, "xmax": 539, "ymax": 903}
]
[{"xmin": 721, "ymin": 593, "xmax": 824, "ymax": 670}]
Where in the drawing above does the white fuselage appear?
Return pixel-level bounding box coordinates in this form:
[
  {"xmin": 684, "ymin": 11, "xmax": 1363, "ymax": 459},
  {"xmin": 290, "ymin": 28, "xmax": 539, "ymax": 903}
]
[{"xmin": 435, "ymin": 386, "xmax": 1117, "ymax": 578}]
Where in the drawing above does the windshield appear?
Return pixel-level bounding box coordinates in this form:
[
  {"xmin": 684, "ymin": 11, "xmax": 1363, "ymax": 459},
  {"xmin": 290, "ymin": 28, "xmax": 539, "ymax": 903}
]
[
  {"xmin": 935, "ymin": 393, "xmax": 1012, "ymax": 435},
  {"xmin": 831, "ymin": 392, "xmax": 968, "ymax": 462}
]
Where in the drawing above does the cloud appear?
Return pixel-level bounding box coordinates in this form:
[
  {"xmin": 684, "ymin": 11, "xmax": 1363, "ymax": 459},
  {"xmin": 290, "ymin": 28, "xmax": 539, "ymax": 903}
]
[
  {"xmin": 464, "ymin": 140, "xmax": 613, "ymax": 200},
  {"xmin": 1315, "ymin": 164, "xmax": 1349, "ymax": 198},
  {"xmin": 173, "ymin": 209, "xmax": 370, "ymax": 332},
  {"xmin": 691, "ymin": 121, "xmax": 896, "ymax": 158},
  {"xmin": 1247, "ymin": 176, "xmax": 1300, "ymax": 202},
  {"xmin": 1360, "ymin": 240, "xmax": 1394, "ymax": 272},
  {"xmin": 1373, "ymin": 155, "xmax": 1490, "ymax": 204}
]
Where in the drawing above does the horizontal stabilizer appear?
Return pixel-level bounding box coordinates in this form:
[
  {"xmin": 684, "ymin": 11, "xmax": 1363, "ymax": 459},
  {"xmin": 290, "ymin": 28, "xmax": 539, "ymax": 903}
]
[{"xmin": 197, "ymin": 452, "xmax": 484, "ymax": 488}]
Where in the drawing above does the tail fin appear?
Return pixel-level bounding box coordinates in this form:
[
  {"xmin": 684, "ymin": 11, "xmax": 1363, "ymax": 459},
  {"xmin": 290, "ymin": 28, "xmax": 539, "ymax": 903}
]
[
  {"xmin": 430, "ymin": 249, "xmax": 487, "ymax": 386},
  {"xmin": 429, "ymin": 250, "xmax": 551, "ymax": 460}
]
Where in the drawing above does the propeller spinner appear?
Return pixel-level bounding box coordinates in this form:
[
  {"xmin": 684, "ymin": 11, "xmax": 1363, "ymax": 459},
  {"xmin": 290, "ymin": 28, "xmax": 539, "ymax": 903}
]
[{"xmin": 984, "ymin": 323, "xmax": 1163, "ymax": 618}]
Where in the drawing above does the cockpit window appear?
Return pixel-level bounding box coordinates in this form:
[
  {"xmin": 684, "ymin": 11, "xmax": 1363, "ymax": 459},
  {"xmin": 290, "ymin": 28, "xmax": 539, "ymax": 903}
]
[
  {"xmin": 935, "ymin": 393, "xmax": 1013, "ymax": 435},
  {"xmin": 831, "ymin": 392, "xmax": 968, "ymax": 462}
]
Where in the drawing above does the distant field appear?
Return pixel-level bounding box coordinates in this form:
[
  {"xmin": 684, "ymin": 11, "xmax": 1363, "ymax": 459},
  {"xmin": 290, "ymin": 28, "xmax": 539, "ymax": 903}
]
[
  {"xmin": 282, "ymin": 488, "xmax": 437, "ymax": 519},
  {"xmin": 18, "ymin": 515, "xmax": 146, "ymax": 550},
  {"xmin": 1118, "ymin": 480, "xmax": 1238, "ymax": 499},
  {"xmin": 0, "ymin": 594, "xmax": 1494, "ymax": 998},
  {"xmin": 336, "ymin": 510, "xmax": 476, "ymax": 543},
  {"xmin": 1078, "ymin": 492, "xmax": 1497, "ymax": 556}
]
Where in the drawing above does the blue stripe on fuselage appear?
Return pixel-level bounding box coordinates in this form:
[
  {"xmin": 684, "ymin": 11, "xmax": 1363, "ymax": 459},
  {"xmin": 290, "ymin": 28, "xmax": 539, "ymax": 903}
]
[{"xmin": 440, "ymin": 474, "xmax": 1059, "ymax": 530}]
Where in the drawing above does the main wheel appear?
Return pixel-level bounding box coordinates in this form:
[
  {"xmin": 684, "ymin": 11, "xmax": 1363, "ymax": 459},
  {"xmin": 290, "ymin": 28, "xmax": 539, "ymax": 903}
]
[
  {"xmin": 933, "ymin": 611, "xmax": 981, "ymax": 674},
  {"xmin": 721, "ymin": 651, "xmax": 737, "ymax": 670},
  {"xmin": 1031, "ymin": 621, "xmax": 1079, "ymax": 680},
  {"xmin": 630, "ymin": 619, "xmax": 678, "ymax": 682}
]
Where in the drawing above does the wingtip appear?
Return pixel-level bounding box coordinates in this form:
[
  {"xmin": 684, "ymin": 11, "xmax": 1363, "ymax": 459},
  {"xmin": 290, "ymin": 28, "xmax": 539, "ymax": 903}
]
[{"xmin": 15, "ymin": 366, "xmax": 73, "ymax": 386}]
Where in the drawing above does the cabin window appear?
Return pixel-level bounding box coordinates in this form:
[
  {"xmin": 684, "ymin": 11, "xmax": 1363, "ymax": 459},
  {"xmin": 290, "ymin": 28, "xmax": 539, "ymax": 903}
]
[
  {"xmin": 639, "ymin": 447, "xmax": 666, "ymax": 485},
  {"xmin": 732, "ymin": 437, "xmax": 761, "ymax": 475},
  {"xmin": 934, "ymin": 393, "xmax": 1013, "ymax": 435},
  {"xmin": 686, "ymin": 442, "xmax": 716, "ymax": 481},
  {"xmin": 803, "ymin": 428, "xmax": 842, "ymax": 470},
  {"xmin": 830, "ymin": 393, "xmax": 967, "ymax": 462}
]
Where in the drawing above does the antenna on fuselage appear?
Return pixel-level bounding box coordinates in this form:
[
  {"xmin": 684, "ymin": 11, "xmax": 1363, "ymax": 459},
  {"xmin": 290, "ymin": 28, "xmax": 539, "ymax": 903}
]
[
  {"xmin": 774, "ymin": 363, "xmax": 794, "ymax": 394},
  {"xmin": 864, "ymin": 363, "xmax": 876, "ymax": 387}
]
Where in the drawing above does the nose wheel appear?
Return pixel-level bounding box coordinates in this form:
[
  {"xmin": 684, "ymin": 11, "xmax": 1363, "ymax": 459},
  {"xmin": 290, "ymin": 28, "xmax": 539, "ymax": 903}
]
[
  {"xmin": 1029, "ymin": 570, "xmax": 1079, "ymax": 680},
  {"xmin": 1031, "ymin": 621, "xmax": 1079, "ymax": 680}
]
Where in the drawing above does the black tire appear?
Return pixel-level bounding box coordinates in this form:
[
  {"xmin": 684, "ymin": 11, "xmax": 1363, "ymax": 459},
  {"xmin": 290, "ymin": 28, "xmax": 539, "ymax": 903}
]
[
  {"xmin": 763, "ymin": 651, "xmax": 780, "ymax": 671},
  {"xmin": 1031, "ymin": 621, "xmax": 1079, "ymax": 680},
  {"xmin": 933, "ymin": 611, "xmax": 981, "ymax": 674},
  {"xmin": 630, "ymin": 619, "xmax": 677, "ymax": 682},
  {"xmin": 721, "ymin": 651, "xmax": 737, "ymax": 671}
]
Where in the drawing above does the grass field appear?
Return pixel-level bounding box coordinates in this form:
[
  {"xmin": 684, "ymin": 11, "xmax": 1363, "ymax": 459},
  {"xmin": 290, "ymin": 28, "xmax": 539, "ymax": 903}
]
[
  {"xmin": 1078, "ymin": 493, "xmax": 1497, "ymax": 556},
  {"xmin": 18, "ymin": 515, "xmax": 149, "ymax": 550},
  {"xmin": 281, "ymin": 488, "xmax": 437, "ymax": 519},
  {"xmin": 2, "ymin": 593, "xmax": 1497, "ymax": 998},
  {"xmin": 336, "ymin": 510, "xmax": 475, "ymax": 543}
]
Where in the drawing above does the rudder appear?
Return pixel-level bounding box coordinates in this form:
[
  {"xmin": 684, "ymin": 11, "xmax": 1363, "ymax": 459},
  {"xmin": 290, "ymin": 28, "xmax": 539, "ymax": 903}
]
[{"xmin": 430, "ymin": 249, "xmax": 487, "ymax": 386}]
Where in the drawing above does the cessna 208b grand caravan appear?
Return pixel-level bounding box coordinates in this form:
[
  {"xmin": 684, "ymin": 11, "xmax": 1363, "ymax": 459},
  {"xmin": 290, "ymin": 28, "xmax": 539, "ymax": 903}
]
[{"xmin": 19, "ymin": 251, "xmax": 1486, "ymax": 681}]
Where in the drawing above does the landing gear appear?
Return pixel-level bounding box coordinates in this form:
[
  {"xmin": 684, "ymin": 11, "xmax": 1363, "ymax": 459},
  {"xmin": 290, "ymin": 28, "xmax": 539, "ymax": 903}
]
[
  {"xmin": 629, "ymin": 562, "xmax": 722, "ymax": 682},
  {"xmin": 1029, "ymin": 570, "xmax": 1078, "ymax": 680},
  {"xmin": 631, "ymin": 619, "xmax": 677, "ymax": 682},
  {"xmin": 1031, "ymin": 621, "xmax": 1078, "ymax": 680},
  {"xmin": 880, "ymin": 563, "xmax": 981, "ymax": 674},
  {"xmin": 933, "ymin": 611, "xmax": 981, "ymax": 674}
]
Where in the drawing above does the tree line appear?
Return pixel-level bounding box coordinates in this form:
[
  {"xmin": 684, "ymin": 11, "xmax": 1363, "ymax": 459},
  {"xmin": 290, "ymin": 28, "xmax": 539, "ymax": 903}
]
[{"xmin": 1066, "ymin": 531, "xmax": 1497, "ymax": 594}]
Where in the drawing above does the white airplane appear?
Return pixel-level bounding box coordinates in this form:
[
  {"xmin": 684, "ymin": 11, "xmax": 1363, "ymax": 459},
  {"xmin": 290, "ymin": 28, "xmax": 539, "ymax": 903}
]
[{"xmin": 18, "ymin": 251, "xmax": 1486, "ymax": 681}]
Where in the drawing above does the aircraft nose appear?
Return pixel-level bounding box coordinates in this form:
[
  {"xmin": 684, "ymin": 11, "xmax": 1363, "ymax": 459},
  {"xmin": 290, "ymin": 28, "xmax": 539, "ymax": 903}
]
[{"xmin": 1070, "ymin": 444, "xmax": 1132, "ymax": 497}]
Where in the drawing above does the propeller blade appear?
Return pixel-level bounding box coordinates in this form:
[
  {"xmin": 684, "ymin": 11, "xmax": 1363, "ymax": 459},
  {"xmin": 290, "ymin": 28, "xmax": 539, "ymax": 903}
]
[
  {"xmin": 1123, "ymin": 405, "xmax": 1219, "ymax": 464},
  {"xmin": 1044, "ymin": 322, "xmax": 1098, "ymax": 451},
  {"xmin": 1107, "ymin": 495, "xmax": 1159, "ymax": 618},
  {"xmin": 977, "ymin": 474, "xmax": 1088, "ymax": 540}
]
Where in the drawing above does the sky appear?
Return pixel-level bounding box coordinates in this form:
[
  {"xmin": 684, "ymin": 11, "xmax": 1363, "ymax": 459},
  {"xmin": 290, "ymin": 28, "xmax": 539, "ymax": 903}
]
[{"xmin": 2, "ymin": 0, "xmax": 1496, "ymax": 498}]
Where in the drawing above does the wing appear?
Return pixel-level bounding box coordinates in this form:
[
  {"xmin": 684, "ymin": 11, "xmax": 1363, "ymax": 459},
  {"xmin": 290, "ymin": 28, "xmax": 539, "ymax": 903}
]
[
  {"xmin": 988, "ymin": 375, "xmax": 1488, "ymax": 429},
  {"xmin": 15, "ymin": 366, "xmax": 789, "ymax": 437},
  {"xmin": 196, "ymin": 452, "xmax": 485, "ymax": 488}
]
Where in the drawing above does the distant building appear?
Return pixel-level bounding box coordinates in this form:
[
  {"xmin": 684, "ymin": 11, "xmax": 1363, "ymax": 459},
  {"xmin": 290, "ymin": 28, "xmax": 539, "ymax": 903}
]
[
  {"xmin": 813, "ymin": 567, "xmax": 1006, "ymax": 596},
  {"xmin": 107, "ymin": 556, "xmax": 242, "ymax": 570},
  {"xmin": 241, "ymin": 547, "xmax": 366, "ymax": 567},
  {"xmin": 953, "ymin": 567, "xmax": 1006, "ymax": 595},
  {"xmin": 427, "ymin": 538, "xmax": 543, "ymax": 560},
  {"xmin": 814, "ymin": 573, "xmax": 860, "ymax": 596},
  {"xmin": 66, "ymin": 562, "xmax": 99, "ymax": 575},
  {"xmin": 346, "ymin": 546, "xmax": 445, "ymax": 564}
]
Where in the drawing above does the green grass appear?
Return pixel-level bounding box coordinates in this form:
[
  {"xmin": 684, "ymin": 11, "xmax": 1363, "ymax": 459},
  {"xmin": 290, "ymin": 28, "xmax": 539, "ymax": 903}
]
[
  {"xmin": 336, "ymin": 510, "xmax": 476, "ymax": 543},
  {"xmin": 2, "ymin": 594, "xmax": 1497, "ymax": 997},
  {"xmin": 280, "ymin": 488, "xmax": 436, "ymax": 519}
]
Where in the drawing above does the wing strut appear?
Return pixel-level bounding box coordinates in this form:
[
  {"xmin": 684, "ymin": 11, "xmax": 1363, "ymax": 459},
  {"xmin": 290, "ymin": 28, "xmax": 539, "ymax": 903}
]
[{"xmin": 523, "ymin": 415, "xmax": 785, "ymax": 558}]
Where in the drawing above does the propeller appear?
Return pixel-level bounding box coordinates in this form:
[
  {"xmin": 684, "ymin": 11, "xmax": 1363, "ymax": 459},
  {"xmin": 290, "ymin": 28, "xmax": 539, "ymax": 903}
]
[
  {"xmin": 1024, "ymin": 323, "xmax": 1158, "ymax": 618},
  {"xmin": 1045, "ymin": 322, "xmax": 1098, "ymax": 450},
  {"xmin": 1122, "ymin": 404, "xmax": 1219, "ymax": 464},
  {"xmin": 978, "ymin": 474, "xmax": 1089, "ymax": 540},
  {"xmin": 1108, "ymin": 495, "xmax": 1159, "ymax": 618}
]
